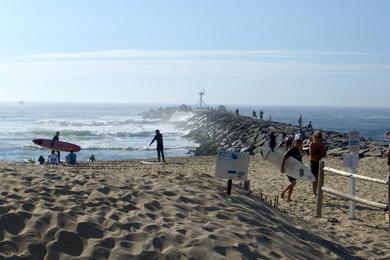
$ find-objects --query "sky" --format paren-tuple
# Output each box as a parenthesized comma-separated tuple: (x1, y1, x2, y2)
(0, 0, 389, 107)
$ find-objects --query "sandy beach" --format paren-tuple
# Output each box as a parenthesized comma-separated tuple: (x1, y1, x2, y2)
(0, 155, 389, 259)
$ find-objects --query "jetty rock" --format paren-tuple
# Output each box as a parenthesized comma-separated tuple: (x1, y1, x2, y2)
(181, 110, 388, 158)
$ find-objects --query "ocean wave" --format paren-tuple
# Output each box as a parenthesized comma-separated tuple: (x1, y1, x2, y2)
(28, 129, 182, 139)
(36, 118, 167, 127)
(82, 146, 195, 151)
(23, 143, 195, 152)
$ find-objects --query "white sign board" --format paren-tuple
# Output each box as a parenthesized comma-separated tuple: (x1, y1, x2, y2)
(343, 152, 359, 172)
(348, 131, 360, 153)
(215, 152, 249, 181)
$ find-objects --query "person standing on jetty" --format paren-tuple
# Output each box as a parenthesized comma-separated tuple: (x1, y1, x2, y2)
(298, 115, 303, 128)
(252, 110, 257, 119)
(280, 139, 303, 202)
(309, 131, 327, 196)
(51, 131, 61, 163)
(259, 110, 264, 121)
(150, 129, 165, 163)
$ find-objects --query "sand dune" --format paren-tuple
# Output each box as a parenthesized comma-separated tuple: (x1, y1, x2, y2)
(0, 156, 388, 259)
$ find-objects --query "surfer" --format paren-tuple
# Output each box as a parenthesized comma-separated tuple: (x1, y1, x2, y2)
(150, 129, 165, 163)
(51, 131, 61, 162)
(309, 131, 327, 196)
(280, 139, 303, 202)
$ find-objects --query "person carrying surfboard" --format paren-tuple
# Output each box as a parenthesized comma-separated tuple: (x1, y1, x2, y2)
(51, 131, 61, 163)
(309, 131, 327, 196)
(280, 139, 303, 202)
(150, 129, 165, 163)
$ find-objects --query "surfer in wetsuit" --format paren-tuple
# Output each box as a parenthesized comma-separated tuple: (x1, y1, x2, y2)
(280, 139, 303, 202)
(150, 130, 165, 163)
(51, 131, 61, 163)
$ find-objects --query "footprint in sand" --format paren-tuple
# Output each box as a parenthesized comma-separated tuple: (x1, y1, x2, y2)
(77, 222, 104, 239)
(0, 240, 18, 256)
(54, 230, 84, 256)
(0, 212, 27, 235)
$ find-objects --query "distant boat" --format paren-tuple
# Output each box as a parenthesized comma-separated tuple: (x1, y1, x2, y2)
(19, 100, 24, 105)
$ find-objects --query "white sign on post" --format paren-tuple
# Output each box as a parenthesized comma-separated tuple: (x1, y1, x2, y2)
(348, 131, 360, 153)
(215, 152, 249, 181)
(343, 152, 359, 172)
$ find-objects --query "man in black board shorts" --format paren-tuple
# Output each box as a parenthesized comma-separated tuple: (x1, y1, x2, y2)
(51, 131, 61, 163)
(280, 139, 303, 202)
(150, 129, 165, 163)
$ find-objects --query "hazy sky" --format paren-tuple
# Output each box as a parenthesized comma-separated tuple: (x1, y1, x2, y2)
(0, 0, 389, 106)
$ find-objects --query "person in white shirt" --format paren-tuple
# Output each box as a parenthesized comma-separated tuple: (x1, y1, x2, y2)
(48, 150, 59, 165)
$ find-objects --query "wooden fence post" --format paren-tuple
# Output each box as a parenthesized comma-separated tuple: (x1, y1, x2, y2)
(388, 179, 390, 231)
(315, 161, 325, 217)
(349, 175, 356, 219)
(227, 180, 232, 195)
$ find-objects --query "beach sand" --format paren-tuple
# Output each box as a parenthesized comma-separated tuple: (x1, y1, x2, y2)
(0, 156, 388, 259)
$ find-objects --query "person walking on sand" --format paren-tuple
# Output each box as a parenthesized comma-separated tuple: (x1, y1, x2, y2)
(150, 129, 165, 163)
(269, 131, 277, 152)
(51, 131, 61, 162)
(280, 139, 303, 202)
(309, 131, 327, 196)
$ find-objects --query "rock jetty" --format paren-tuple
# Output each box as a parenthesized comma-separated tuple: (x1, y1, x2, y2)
(142, 106, 388, 158)
(185, 111, 388, 158)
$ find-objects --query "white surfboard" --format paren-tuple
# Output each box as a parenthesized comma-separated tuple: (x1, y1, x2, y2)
(260, 146, 314, 182)
(140, 161, 162, 165)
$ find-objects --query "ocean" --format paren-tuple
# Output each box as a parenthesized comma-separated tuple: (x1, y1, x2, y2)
(0, 102, 196, 162)
(0, 102, 389, 162)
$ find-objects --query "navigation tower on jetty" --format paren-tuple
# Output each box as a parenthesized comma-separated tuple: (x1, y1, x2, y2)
(195, 89, 208, 111)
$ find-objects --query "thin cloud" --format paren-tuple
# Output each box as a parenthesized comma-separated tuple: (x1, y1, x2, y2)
(25, 49, 296, 59)
(24, 49, 381, 60)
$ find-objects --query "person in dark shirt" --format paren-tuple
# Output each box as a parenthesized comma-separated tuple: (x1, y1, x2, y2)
(150, 129, 165, 163)
(280, 139, 303, 202)
(51, 131, 61, 162)
(269, 132, 277, 151)
(309, 131, 326, 196)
